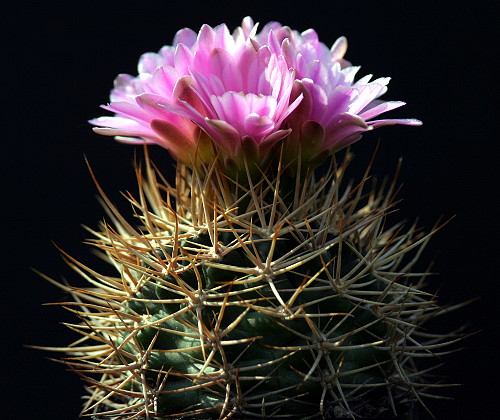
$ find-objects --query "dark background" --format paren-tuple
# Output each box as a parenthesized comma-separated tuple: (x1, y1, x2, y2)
(3, 1, 497, 418)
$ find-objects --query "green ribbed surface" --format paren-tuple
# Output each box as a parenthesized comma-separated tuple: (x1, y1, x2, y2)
(121, 231, 396, 418)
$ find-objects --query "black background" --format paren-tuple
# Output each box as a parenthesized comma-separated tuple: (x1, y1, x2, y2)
(3, 1, 498, 418)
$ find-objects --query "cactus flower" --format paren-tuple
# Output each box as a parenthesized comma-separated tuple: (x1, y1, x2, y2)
(91, 19, 302, 166)
(255, 19, 422, 161)
(91, 17, 421, 168)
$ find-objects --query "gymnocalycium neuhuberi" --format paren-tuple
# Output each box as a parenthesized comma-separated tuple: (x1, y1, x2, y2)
(38, 17, 468, 419)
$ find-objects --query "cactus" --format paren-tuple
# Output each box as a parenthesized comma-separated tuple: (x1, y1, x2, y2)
(37, 17, 466, 420)
(40, 151, 462, 419)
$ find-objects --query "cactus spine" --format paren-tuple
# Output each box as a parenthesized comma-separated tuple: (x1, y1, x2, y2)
(39, 149, 464, 419)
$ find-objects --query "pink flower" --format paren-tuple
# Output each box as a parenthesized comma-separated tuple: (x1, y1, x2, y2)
(91, 19, 302, 166)
(91, 17, 421, 167)
(251, 18, 422, 159)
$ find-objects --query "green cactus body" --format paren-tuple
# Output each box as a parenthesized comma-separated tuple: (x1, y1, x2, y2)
(45, 155, 459, 419)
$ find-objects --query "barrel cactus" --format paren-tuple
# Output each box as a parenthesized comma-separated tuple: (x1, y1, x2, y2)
(39, 17, 464, 419)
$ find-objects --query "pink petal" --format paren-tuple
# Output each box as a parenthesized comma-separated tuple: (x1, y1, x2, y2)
(102, 102, 152, 122)
(173, 28, 197, 47)
(324, 112, 370, 149)
(151, 119, 195, 145)
(196, 24, 216, 52)
(236, 135, 259, 160)
(204, 119, 241, 153)
(359, 101, 406, 120)
(240, 16, 256, 38)
(300, 120, 325, 149)
(244, 114, 275, 139)
(331, 36, 348, 61)
(261, 128, 292, 145)
(173, 76, 207, 115)
(368, 118, 423, 128)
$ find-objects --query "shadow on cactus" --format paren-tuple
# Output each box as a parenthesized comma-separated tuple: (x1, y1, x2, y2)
(33, 16, 470, 420)
(35, 147, 467, 419)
